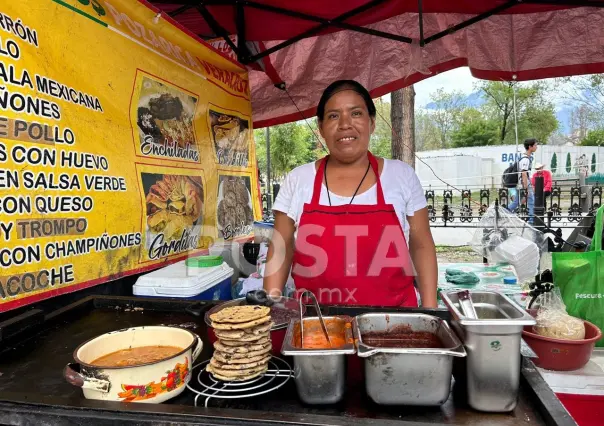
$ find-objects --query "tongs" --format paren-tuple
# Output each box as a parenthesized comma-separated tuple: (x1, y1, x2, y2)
(299, 290, 332, 348)
(457, 290, 478, 319)
(455, 290, 538, 359)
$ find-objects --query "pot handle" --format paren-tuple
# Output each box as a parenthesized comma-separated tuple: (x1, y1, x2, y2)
(192, 334, 204, 362)
(64, 363, 111, 393)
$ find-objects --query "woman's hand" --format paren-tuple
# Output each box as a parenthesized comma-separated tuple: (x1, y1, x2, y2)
(263, 211, 296, 298)
(407, 208, 438, 308)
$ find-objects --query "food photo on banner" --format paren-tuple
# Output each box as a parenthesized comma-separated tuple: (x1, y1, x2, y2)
(208, 108, 250, 167)
(216, 174, 254, 241)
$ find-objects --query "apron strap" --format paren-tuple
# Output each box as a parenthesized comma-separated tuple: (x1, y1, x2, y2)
(311, 157, 327, 206)
(367, 152, 386, 205)
(310, 152, 386, 206)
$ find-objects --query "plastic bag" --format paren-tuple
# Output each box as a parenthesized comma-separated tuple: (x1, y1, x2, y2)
(533, 288, 586, 340)
(470, 205, 547, 266)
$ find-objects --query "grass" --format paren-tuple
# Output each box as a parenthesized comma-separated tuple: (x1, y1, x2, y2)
(435, 245, 482, 263)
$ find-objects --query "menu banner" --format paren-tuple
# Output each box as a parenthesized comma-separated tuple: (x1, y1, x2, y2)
(0, 0, 260, 311)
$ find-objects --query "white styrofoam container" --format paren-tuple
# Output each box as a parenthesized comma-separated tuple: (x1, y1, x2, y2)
(494, 236, 540, 263)
(133, 261, 233, 298)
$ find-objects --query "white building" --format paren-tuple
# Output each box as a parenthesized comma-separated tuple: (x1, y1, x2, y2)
(415, 144, 604, 190)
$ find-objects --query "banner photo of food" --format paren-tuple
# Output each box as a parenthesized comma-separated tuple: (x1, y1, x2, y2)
(208, 108, 251, 168)
(216, 174, 254, 240)
(140, 169, 207, 263)
(133, 74, 200, 163)
(0, 0, 260, 312)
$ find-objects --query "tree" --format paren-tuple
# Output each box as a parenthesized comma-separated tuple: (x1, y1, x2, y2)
(592, 153, 597, 173)
(371, 97, 392, 158)
(566, 152, 572, 173)
(570, 104, 597, 142)
(415, 110, 441, 151)
(556, 75, 604, 129)
(391, 87, 416, 167)
(551, 153, 557, 174)
(429, 88, 466, 148)
(479, 81, 558, 145)
(519, 103, 559, 144)
(451, 118, 498, 147)
(580, 129, 604, 146)
(254, 122, 318, 181)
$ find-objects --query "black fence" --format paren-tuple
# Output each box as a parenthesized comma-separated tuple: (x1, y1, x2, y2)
(426, 183, 602, 228)
(260, 181, 602, 229)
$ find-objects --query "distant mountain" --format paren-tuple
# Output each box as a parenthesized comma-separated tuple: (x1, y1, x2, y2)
(424, 90, 485, 110)
(424, 90, 574, 135)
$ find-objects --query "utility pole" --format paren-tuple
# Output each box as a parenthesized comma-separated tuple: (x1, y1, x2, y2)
(265, 126, 271, 210)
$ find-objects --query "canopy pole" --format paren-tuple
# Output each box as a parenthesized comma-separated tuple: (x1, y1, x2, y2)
(236, 2, 247, 63)
(418, 0, 424, 46)
(265, 127, 272, 211)
(513, 77, 519, 156)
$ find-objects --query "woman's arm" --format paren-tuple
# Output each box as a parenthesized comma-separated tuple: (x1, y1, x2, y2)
(407, 207, 438, 308)
(263, 211, 296, 297)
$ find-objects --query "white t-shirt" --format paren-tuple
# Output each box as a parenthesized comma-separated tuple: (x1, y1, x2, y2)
(518, 155, 533, 187)
(272, 159, 428, 241)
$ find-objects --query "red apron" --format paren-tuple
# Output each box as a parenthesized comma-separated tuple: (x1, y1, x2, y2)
(291, 152, 418, 307)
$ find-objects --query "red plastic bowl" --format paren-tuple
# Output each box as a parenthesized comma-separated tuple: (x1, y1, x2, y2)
(522, 320, 602, 371)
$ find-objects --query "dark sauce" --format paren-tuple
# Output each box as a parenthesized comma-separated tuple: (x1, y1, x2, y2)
(362, 326, 444, 349)
(270, 306, 298, 326)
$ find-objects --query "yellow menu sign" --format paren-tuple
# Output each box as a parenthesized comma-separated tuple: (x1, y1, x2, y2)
(0, 0, 260, 311)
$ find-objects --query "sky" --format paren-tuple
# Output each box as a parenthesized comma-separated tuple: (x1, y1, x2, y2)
(413, 67, 478, 107)
(378, 67, 478, 107)
(381, 66, 573, 108)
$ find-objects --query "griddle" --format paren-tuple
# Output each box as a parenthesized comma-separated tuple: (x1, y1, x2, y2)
(0, 295, 575, 426)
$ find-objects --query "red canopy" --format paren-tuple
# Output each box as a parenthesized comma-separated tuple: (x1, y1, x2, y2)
(149, 1, 604, 127)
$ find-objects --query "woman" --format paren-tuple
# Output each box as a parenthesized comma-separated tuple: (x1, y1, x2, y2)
(263, 80, 438, 308)
(531, 163, 552, 198)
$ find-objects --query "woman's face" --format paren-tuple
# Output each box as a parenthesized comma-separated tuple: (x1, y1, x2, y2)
(319, 89, 375, 163)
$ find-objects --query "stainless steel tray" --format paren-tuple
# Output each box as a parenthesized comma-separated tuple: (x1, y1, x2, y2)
(354, 313, 466, 406)
(440, 290, 537, 413)
(441, 290, 536, 333)
(281, 316, 356, 405)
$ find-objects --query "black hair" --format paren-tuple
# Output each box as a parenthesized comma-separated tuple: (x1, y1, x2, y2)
(316, 80, 376, 122)
(524, 138, 538, 150)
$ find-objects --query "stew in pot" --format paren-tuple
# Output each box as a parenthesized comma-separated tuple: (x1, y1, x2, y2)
(90, 345, 183, 367)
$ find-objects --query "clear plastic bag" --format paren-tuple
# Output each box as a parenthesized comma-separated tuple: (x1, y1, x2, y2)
(470, 204, 548, 282)
(533, 288, 586, 340)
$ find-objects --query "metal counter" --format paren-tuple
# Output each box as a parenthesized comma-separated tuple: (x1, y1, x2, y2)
(0, 295, 576, 426)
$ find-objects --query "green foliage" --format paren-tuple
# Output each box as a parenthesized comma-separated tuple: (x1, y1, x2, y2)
(415, 110, 440, 151)
(254, 121, 324, 180)
(551, 153, 557, 174)
(371, 99, 393, 158)
(580, 129, 604, 146)
(566, 152, 572, 173)
(417, 82, 559, 150)
(587, 173, 604, 184)
(478, 81, 558, 145)
(427, 88, 466, 148)
(451, 116, 498, 148)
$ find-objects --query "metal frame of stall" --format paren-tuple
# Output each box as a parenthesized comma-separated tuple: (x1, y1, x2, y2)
(160, 1, 604, 67)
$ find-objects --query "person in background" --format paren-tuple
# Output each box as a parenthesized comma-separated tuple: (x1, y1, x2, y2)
(508, 138, 538, 224)
(532, 163, 552, 198)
